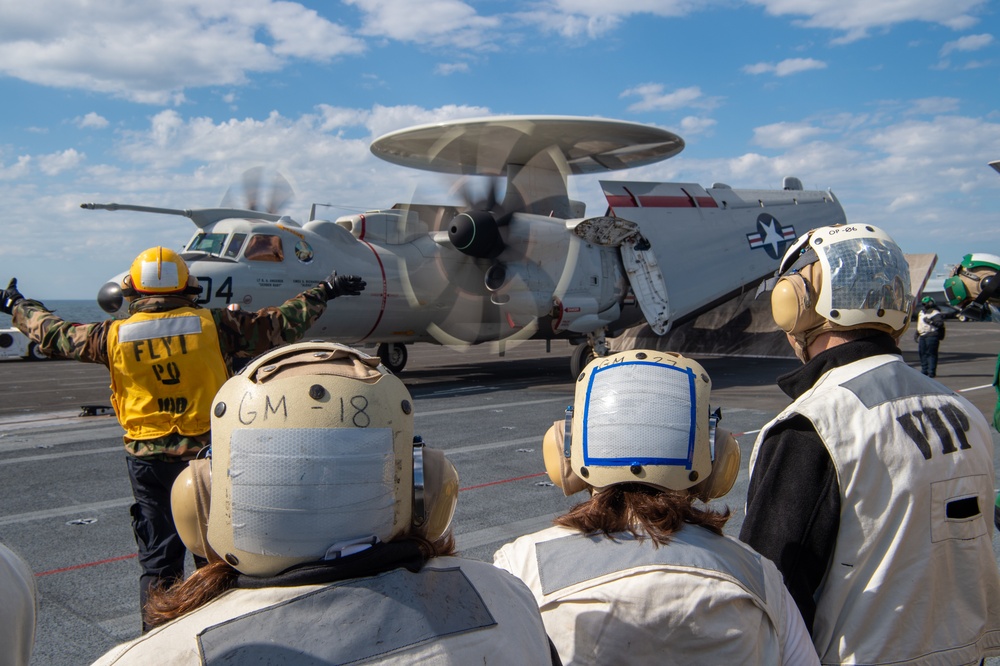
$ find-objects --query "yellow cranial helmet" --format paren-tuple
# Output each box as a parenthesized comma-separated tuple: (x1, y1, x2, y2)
(542, 349, 739, 500)
(125, 246, 192, 295)
(770, 224, 912, 358)
(171, 341, 458, 577)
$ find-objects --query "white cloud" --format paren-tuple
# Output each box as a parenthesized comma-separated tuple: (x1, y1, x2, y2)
(906, 97, 960, 115)
(0, 0, 365, 104)
(435, 62, 470, 75)
(0, 155, 31, 180)
(679, 116, 717, 136)
(748, 0, 989, 42)
(752, 122, 826, 148)
(743, 58, 827, 76)
(345, 0, 502, 49)
(74, 112, 109, 129)
(519, 0, 722, 39)
(37, 148, 84, 175)
(940, 33, 993, 56)
(620, 84, 720, 113)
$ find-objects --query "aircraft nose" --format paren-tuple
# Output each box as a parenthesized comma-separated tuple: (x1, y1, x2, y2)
(97, 281, 124, 314)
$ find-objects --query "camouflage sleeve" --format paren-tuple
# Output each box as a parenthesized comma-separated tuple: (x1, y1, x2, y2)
(11, 301, 111, 365)
(213, 285, 329, 358)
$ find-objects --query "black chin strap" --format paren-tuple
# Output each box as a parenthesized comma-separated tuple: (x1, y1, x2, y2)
(236, 540, 426, 590)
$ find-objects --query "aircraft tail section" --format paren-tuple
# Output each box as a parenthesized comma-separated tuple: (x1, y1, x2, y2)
(600, 179, 847, 335)
(614, 253, 937, 359)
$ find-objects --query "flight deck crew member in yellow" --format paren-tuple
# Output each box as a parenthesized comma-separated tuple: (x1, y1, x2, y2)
(92, 342, 556, 666)
(495, 350, 818, 666)
(1, 247, 365, 633)
(741, 225, 1000, 665)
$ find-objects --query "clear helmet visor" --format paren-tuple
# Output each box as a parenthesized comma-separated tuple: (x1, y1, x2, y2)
(813, 231, 912, 330)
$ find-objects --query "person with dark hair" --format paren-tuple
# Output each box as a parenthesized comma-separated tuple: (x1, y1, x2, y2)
(495, 350, 817, 665)
(742, 225, 1000, 664)
(1, 247, 365, 632)
(92, 342, 555, 665)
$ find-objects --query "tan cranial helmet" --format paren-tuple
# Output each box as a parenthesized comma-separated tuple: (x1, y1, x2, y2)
(171, 341, 458, 577)
(769, 224, 913, 360)
(542, 350, 739, 501)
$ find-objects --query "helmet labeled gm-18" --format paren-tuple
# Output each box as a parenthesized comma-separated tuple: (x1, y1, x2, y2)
(172, 342, 458, 577)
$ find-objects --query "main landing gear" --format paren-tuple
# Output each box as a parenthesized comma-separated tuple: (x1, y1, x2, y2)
(377, 343, 408, 373)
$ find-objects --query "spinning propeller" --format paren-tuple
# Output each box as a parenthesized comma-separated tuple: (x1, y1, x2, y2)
(220, 167, 295, 215)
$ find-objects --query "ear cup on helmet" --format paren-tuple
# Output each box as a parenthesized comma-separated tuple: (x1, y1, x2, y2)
(120, 275, 137, 299)
(770, 270, 824, 335)
(690, 428, 740, 501)
(170, 459, 215, 560)
(415, 447, 459, 542)
(542, 422, 589, 496)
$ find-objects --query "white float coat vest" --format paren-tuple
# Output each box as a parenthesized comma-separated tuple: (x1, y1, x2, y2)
(91, 557, 553, 665)
(495, 524, 807, 665)
(107, 308, 228, 440)
(751, 354, 1000, 665)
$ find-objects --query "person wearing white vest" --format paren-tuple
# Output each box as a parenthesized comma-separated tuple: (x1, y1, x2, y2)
(740, 224, 1000, 665)
(92, 342, 556, 665)
(495, 350, 818, 666)
(0, 542, 36, 666)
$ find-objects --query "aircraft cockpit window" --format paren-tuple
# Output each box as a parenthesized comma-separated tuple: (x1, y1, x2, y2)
(244, 234, 284, 262)
(187, 233, 227, 255)
(224, 233, 247, 258)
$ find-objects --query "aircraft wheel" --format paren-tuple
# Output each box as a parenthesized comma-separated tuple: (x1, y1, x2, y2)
(27, 342, 48, 361)
(377, 343, 408, 373)
(570, 344, 596, 378)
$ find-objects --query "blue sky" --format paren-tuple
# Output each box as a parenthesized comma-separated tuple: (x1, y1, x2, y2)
(1, 0, 998, 299)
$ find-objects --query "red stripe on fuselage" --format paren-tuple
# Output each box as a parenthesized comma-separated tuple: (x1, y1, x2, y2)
(358, 237, 388, 342)
(605, 194, 718, 209)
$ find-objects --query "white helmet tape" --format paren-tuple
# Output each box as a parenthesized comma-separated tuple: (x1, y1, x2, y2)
(229, 427, 395, 559)
(581, 360, 697, 469)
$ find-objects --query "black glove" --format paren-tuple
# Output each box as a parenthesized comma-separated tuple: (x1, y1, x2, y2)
(321, 272, 366, 299)
(1, 278, 24, 315)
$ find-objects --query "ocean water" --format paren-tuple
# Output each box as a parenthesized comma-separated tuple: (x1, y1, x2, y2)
(0, 300, 113, 329)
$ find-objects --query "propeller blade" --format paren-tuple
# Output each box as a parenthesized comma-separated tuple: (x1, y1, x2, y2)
(242, 166, 264, 211)
(220, 167, 295, 214)
(266, 171, 294, 214)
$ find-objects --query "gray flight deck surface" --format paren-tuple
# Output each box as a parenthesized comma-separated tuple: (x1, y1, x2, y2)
(2, 325, 999, 665)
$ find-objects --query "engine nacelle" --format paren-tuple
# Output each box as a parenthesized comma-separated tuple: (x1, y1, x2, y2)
(449, 211, 505, 259)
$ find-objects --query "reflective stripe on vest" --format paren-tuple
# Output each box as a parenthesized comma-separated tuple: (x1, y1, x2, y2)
(108, 308, 229, 440)
(198, 567, 495, 664)
(535, 526, 766, 601)
(118, 315, 203, 342)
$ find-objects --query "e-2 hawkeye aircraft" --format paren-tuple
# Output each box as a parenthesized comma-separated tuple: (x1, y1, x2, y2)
(84, 115, 846, 376)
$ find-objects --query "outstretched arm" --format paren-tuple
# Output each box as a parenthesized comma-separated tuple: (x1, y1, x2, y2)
(4, 278, 111, 364)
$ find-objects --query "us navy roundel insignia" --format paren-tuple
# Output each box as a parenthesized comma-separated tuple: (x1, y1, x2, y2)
(746, 214, 796, 260)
